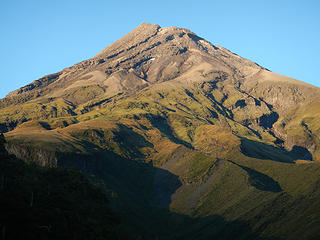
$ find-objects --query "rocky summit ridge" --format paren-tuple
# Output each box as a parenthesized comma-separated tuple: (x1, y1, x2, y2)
(4, 23, 264, 101)
(1, 23, 320, 240)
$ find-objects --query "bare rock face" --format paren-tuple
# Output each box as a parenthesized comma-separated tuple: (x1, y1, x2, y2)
(0, 23, 264, 105)
(3, 23, 317, 108)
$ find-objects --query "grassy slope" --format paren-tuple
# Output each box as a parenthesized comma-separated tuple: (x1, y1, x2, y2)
(2, 80, 320, 239)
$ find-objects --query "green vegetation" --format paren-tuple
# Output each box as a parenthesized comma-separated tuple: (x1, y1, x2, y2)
(0, 135, 124, 240)
(2, 81, 320, 239)
(63, 85, 105, 105)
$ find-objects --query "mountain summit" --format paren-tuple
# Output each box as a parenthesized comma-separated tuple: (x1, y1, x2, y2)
(1, 23, 319, 158)
(4, 22, 266, 102)
(1, 23, 320, 239)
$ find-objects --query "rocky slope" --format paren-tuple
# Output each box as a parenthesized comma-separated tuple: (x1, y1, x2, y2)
(1, 23, 320, 239)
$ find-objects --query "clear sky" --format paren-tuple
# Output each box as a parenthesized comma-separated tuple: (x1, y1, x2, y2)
(0, 0, 319, 98)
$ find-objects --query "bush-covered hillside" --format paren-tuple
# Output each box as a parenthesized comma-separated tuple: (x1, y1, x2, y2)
(0, 134, 122, 240)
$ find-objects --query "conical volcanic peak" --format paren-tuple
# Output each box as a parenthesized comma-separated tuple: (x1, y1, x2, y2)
(1, 22, 319, 137)
(1, 23, 320, 240)
(2, 22, 267, 106)
(93, 22, 263, 76)
(95, 22, 161, 58)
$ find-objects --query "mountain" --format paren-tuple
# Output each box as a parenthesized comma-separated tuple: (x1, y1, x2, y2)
(1, 23, 320, 239)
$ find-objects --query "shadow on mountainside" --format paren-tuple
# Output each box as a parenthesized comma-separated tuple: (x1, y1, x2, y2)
(47, 129, 282, 239)
(259, 112, 279, 129)
(290, 145, 313, 160)
(147, 114, 193, 149)
(115, 123, 154, 159)
(240, 138, 313, 163)
(228, 160, 282, 192)
(177, 214, 282, 240)
(56, 146, 282, 240)
(2, 133, 291, 240)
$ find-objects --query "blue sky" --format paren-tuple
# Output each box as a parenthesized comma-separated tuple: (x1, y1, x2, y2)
(0, 0, 319, 98)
